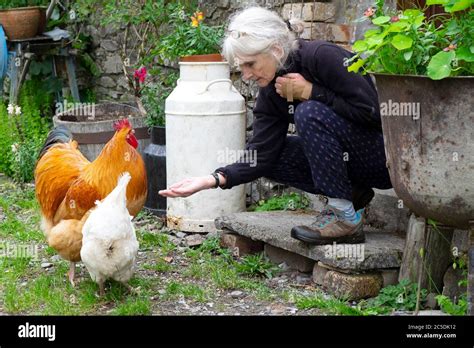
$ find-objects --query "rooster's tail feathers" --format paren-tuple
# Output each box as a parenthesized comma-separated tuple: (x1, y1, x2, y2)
(38, 125, 73, 160)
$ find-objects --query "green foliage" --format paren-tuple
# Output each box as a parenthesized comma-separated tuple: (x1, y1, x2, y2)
(80, 87, 97, 104)
(0, 0, 49, 9)
(137, 231, 176, 254)
(296, 293, 371, 315)
(363, 279, 427, 312)
(0, 78, 52, 182)
(249, 192, 311, 212)
(163, 281, 208, 302)
(111, 297, 151, 315)
(141, 69, 178, 127)
(100, 0, 181, 67)
(348, 0, 474, 79)
(187, 237, 278, 281)
(436, 294, 467, 315)
(235, 253, 278, 278)
(28, 59, 63, 95)
(153, 2, 225, 61)
(295, 281, 428, 316)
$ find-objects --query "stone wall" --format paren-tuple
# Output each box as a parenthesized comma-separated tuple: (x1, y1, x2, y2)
(80, 0, 377, 102)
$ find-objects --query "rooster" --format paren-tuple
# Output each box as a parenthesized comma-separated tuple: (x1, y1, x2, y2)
(81, 172, 139, 296)
(34, 119, 147, 285)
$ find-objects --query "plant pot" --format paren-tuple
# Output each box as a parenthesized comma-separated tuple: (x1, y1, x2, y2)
(0, 7, 42, 40)
(37, 6, 47, 35)
(179, 53, 224, 63)
(374, 73, 473, 229)
(143, 126, 167, 217)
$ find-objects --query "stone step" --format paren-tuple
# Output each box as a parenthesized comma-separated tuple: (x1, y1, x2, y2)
(215, 211, 405, 271)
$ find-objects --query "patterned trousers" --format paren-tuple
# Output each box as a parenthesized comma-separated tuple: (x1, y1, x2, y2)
(265, 100, 393, 201)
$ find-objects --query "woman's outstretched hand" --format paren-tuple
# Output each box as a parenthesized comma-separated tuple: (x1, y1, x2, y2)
(158, 175, 215, 198)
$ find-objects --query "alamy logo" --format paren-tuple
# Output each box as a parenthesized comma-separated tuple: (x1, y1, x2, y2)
(217, 148, 258, 167)
(18, 322, 56, 341)
(380, 99, 420, 120)
(55, 100, 96, 120)
(324, 242, 365, 262)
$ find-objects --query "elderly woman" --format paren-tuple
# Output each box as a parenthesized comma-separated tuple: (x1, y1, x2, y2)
(159, 6, 392, 245)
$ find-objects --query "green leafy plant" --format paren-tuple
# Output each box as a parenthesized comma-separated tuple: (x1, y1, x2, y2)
(0, 0, 49, 9)
(249, 192, 311, 212)
(348, 0, 474, 79)
(154, 2, 225, 61)
(235, 253, 278, 279)
(141, 69, 178, 127)
(436, 293, 467, 315)
(362, 279, 427, 312)
(0, 78, 52, 183)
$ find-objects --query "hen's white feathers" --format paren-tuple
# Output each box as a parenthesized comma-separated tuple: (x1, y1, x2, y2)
(81, 172, 139, 286)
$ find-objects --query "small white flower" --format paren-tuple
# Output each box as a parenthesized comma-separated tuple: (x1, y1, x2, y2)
(11, 143, 18, 153)
(15, 105, 21, 115)
(7, 104, 14, 115)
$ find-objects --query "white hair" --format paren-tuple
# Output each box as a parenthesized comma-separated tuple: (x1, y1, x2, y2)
(222, 6, 304, 69)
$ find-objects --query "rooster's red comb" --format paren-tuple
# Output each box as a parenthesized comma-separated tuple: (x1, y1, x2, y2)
(113, 118, 132, 131)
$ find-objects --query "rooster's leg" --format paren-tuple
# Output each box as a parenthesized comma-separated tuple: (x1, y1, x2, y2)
(67, 262, 76, 287)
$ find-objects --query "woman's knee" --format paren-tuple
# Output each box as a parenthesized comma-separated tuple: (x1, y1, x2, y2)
(294, 100, 336, 130)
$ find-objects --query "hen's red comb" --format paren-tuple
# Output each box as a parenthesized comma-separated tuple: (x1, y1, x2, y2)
(113, 118, 132, 131)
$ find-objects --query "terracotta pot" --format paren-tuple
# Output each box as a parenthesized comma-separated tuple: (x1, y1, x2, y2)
(180, 53, 224, 62)
(37, 6, 48, 35)
(0, 7, 41, 40)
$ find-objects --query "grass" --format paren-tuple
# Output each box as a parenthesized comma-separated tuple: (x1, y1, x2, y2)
(0, 183, 43, 242)
(0, 179, 430, 316)
(0, 181, 281, 315)
(137, 230, 176, 254)
(162, 281, 209, 303)
(0, 181, 162, 315)
(182, 238, 276, 298)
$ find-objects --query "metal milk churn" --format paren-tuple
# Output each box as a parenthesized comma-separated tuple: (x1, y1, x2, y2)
(165, 60, 246, 232)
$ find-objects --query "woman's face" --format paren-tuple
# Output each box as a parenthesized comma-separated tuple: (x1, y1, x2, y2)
(236, 53, 279, 87)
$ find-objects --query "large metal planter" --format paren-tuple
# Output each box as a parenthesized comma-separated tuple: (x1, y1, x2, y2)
(374, 74, 473, 229)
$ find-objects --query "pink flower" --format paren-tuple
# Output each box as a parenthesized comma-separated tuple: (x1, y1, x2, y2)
(391, 16, 399, 22)
(134, 67, 147, 83)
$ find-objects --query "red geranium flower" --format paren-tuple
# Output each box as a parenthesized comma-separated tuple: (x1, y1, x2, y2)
(134, 67, 147, 83)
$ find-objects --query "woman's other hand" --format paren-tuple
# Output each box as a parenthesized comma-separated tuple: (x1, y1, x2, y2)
(275, 73, 312, 101)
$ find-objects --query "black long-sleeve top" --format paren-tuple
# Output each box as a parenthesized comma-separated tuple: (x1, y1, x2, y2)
(215, 40, 381, 189)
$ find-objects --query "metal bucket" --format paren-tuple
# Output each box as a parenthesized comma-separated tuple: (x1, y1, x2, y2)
(374, 74, 474, 229)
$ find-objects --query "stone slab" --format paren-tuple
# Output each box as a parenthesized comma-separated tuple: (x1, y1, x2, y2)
(215, 211, 404, 271)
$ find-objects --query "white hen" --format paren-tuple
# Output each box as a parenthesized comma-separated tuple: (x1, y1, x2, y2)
(81, 172, 139, 296)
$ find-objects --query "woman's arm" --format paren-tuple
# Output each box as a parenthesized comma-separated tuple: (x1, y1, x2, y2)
(304, 42, 382, 130)
(160, 87, 289, 198)
(214, 87, 290, 189)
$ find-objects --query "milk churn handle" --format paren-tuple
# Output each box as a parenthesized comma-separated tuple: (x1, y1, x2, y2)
(197, 79, 236, 94)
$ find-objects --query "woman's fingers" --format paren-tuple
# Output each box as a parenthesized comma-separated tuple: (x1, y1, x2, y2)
(158, 177, 205, 198)
(283, 73, 303, 80)
(158, 189, 176, 197)
(168, 181, 186, 189)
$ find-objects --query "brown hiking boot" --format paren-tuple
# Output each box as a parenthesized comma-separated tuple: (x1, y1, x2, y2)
(291, 207, 365, 245)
